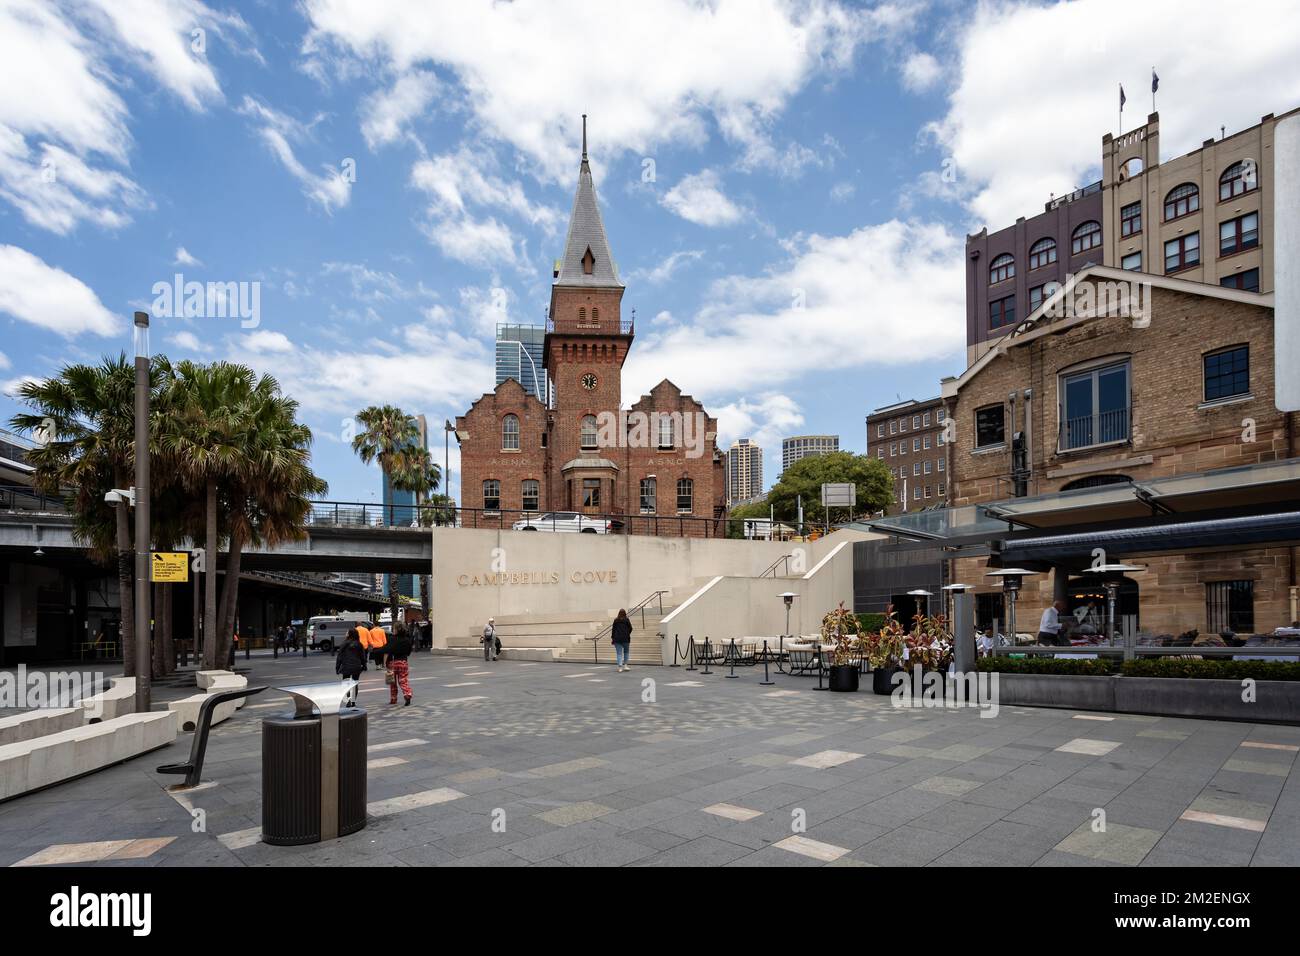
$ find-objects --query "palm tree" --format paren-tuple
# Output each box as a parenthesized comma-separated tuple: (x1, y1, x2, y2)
(351, 405, 439, 622)
(11, 356, 141, 674)
(155, 360, 255, 668)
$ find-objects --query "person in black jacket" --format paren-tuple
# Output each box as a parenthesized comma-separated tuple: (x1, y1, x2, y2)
(384, 625, 414, 706)
(335, 628, 367, 707)
(611, 608, 633, 672)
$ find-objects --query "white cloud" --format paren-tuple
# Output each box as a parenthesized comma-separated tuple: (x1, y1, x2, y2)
(660, 170, 745, 227)
(239, 96, 352, 212)
(302, 0, 908, 182)
(626, 249, 704, 285)
(168, 330, 211, 353)
(623, 219, 965, 399)
(361, 69, 440, 149)
(829, 180, 856, 203)
(0, 244, 120, 337)
(174, 246, 202, 266)
(243, 330, 295, 353)
(929, 0, 1300, 230)
(0, 351, 10, 370)
(901, 52, 942, 93)
(0, 0, 244, 234)
(712, 394, 805, 459)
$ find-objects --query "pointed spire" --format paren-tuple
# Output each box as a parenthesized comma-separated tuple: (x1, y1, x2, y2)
(555, 115, 621, 287)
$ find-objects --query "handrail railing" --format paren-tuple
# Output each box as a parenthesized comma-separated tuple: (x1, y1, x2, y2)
(587, 589, 670, 661)
(761, 553, 795, 578)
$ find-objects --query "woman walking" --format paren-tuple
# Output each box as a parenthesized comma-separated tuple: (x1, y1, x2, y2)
(335, 627, 367, 707)
(611, 608, 633, 672)
(384, 625, 414, 706)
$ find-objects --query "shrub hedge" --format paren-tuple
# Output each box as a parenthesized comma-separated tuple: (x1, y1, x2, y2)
(975, 655, 1300, 681)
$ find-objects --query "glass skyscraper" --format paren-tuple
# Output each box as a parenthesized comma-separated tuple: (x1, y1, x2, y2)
(496, 323, 547, 403)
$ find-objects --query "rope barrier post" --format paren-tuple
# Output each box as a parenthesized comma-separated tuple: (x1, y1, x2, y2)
(670, 634, 681, 668)
(813, 642, 827, 690)
(760, 639, 774, 686)
(726, 638, 739, 679)
(701, 638, 713, 676)
(685, 635, 697, 672)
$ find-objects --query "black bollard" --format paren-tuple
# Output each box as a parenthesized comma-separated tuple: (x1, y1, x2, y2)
(813, 643, 827, 691)
(670, 634, 681, 668)
(685, 635, 697, 672)
(701, 638, 713, 675)
(726, 638, 739, 678)
(760, 640, 774, 686)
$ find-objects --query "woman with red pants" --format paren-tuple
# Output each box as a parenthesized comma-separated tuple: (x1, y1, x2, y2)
(384, 625, 414, 706)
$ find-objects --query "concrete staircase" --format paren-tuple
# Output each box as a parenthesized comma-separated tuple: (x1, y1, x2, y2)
(554, 611, 673, 666)
(443, 611, 608, 661)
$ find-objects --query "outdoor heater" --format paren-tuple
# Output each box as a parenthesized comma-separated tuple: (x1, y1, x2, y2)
(906, 588, 934, 623)
(940, 583, 973, 627)
(778, 592, 798, 640)
(1085, 563, 1145, 646)
(985, 569, 1038, 646)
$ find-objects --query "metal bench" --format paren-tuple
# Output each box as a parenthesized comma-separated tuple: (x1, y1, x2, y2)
(157, 685, 266, 789)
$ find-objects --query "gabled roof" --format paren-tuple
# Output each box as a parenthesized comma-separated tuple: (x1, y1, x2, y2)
(942, 264, 1274, 399)
(554, 117, 621, 288)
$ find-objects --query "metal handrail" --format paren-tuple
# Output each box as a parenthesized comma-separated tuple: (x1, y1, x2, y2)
(587, 589, 670, 659)
(760, 553, 794, 578)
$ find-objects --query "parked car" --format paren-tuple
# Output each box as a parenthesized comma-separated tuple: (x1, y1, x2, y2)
(511, 512, 623, 534)
(306, 613, 372, 652)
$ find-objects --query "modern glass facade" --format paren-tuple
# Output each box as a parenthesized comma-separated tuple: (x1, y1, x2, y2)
(496, 323, 547, 402)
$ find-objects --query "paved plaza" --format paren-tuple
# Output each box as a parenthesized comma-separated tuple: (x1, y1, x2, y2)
(2, 653, 1298, 867)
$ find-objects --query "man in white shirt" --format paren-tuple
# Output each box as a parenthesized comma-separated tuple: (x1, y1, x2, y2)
(1038, 599, 1069, 646)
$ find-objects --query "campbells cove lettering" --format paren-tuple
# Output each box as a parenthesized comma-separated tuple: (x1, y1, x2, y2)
(570, 570, 618, 584)
(50, 886, 152, 936)
(457, 571, 561, 587)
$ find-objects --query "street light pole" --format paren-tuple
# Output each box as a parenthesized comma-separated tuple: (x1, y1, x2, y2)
(133, 311, 152, 713)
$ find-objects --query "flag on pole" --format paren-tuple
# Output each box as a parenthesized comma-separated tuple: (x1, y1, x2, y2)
(1151, 70, 1159, 93)
(1120, 84, 1127, 110)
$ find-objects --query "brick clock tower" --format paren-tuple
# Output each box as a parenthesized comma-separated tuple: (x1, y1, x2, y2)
(545, 117, 631, 514)
(455, 118, 726, 533)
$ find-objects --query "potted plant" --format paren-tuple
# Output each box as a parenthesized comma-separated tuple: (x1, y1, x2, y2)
(904, 613, 954, 699)
(821, 602, 861, 692)
(862, 606, 906, 694)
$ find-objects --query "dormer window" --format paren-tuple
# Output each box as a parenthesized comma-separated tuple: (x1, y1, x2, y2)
(582, 246, 595, 275)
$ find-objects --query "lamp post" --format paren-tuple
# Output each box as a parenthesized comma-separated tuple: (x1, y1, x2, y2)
(133, 311, 151, 714)
(984, 569, 1038, 648)
(443, 420, 455, 526)
(1086, 563, 1144, 647)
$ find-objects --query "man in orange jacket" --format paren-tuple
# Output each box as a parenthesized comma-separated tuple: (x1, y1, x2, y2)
(367, 625, 388, 669)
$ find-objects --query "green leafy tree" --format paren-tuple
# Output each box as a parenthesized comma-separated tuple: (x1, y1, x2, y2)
(767, 451, 893, 526)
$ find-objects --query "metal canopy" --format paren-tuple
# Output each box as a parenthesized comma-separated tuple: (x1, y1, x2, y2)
(866, 457, 1300, 544)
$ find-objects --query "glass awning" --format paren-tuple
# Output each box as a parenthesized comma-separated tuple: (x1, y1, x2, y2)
(862, 457, 1300, 542)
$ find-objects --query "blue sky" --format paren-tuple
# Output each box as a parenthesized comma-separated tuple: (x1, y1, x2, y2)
(2, 0, 1297, 504)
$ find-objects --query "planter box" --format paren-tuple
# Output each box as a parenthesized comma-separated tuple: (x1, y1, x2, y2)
(991, 672, 1300, 724)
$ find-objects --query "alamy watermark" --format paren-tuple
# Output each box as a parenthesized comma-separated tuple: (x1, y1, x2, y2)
(890, 665, 1000, 718)
(0, 665, 105, 719)
(151, 273, 261, 328)
(1042, 272, 1152, 328)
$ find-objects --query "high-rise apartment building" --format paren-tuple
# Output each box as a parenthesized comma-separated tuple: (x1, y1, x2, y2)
(865, 397, 946, 516)
(781, 434, 839, 474)
(726, 438, 763, 504)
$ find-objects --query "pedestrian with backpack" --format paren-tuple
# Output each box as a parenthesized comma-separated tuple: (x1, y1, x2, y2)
(482, 617, 498, 662)
(384, 625, 414, 706)
(611, 608, 633, 672)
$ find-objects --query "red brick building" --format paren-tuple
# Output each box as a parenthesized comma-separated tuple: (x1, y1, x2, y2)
(455, 127, 726, 535)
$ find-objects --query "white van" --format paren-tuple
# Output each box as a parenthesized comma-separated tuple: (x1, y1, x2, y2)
(307, 612, 372, 652)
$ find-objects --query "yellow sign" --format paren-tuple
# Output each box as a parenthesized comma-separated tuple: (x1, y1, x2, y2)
(151, 552, 189, 583)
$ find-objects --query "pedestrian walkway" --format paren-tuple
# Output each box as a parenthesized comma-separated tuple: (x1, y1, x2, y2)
(1, 652, 1297, 866)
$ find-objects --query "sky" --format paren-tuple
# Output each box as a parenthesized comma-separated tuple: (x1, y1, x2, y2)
(2, 0, 1299, 505)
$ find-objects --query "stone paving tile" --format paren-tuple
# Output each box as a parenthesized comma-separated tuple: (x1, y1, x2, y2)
(633, 835, 755, 867)
(1055, 821, 1162, 865)
(534, 802, 615, 827)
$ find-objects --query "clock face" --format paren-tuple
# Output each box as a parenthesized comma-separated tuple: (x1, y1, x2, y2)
(581, 372, 598, 391)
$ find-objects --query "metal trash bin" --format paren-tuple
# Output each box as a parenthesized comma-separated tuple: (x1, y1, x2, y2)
(262, 682, 367, 846)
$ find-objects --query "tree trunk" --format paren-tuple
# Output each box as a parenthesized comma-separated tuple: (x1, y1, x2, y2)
(160, 580, 175, 675)
(215, 531, 244, 668)
(389, 573, 400, 628)
(152, 580, 166, 678)
(203, 480, 218, 669)
(115, 498, 135, 676)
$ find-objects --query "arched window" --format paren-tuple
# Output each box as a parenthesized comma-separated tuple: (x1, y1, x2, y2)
(580, 414, 598, 449)
(591, 307, 599, 322)
(521, 479, 540, 512)
(482, 479, 501, 512)
(578, 307, 587, 322)
(1028, 238, 1057, 270)
(501, 414, 519, 450)
(676, 477, 693, 513)
(1163, 183, 1199, 221)
(658, 414, 674, 449)
(989, 253, 1015, 284)
(1220, 161, 1256, 201)
(1071, 221, 1102, 255)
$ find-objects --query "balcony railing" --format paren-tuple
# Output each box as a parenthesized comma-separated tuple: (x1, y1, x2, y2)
(1060, 407, 1130, 451)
